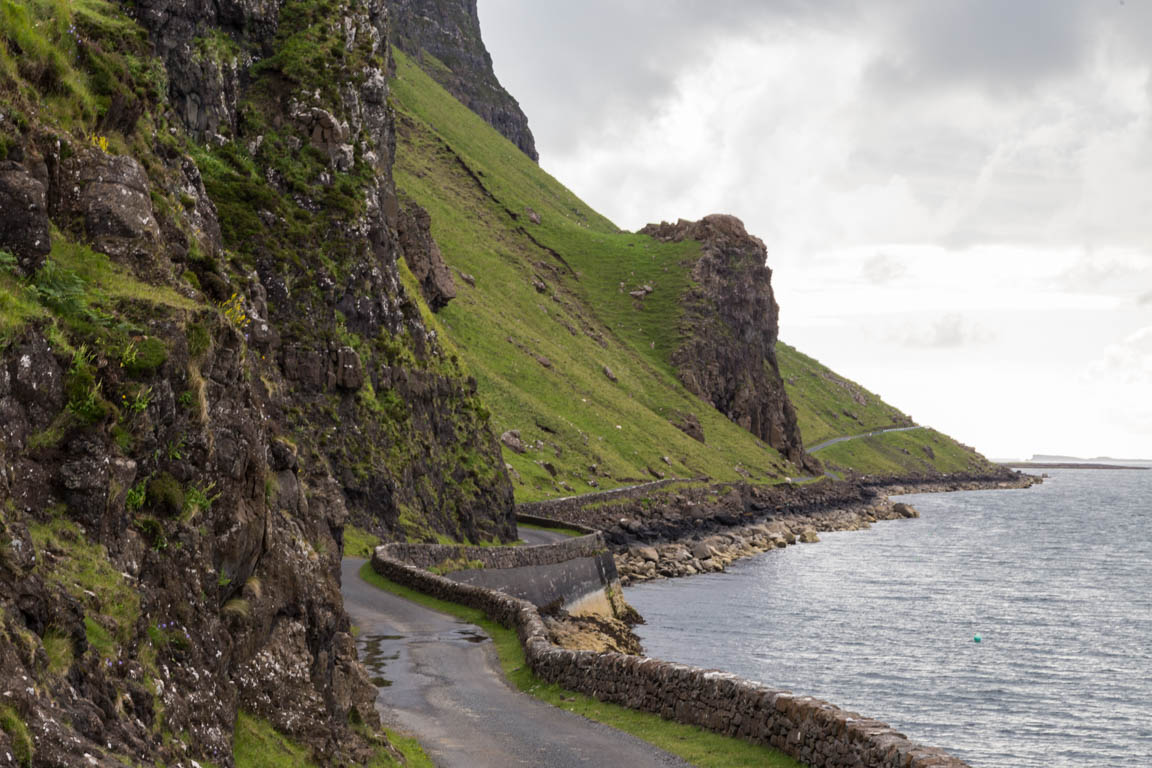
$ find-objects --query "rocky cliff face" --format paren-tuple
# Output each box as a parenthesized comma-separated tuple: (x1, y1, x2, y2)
(0, 0, 512, 763)
(641, 215, 817, 472)
(386, 0, 539, 161)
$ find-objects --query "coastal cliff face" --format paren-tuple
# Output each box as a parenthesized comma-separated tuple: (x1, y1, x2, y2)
(387, 0, 539, 161)
(0, 0, 512, 763)
(641, 216, 817, 473)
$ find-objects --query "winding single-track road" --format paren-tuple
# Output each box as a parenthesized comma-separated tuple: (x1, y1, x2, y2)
(807, 425, 924, 454)
(341, 555, 691, 768)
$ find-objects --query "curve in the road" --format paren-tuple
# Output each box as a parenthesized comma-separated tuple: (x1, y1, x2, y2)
(807, 425, 924, 454)
(516, 524, 575, 547)
(341, 558, 691, 768)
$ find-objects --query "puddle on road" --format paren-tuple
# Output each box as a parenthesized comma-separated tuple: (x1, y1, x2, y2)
(454, 628, 489, 644)
(360, 634, 406, 688)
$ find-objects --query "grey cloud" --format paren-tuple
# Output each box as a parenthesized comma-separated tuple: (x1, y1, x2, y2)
(860, 253, 906, 285)
(1139, 292, 1152, 306)
(867, 0, 1093, 97)
(899, 314, 995, 349)
(480, 0, 856, 154)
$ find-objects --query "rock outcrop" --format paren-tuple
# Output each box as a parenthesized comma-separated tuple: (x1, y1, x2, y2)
(641, 215, 817, 472)
(386, 0, 539, 161)
(398, 201, 457, 310)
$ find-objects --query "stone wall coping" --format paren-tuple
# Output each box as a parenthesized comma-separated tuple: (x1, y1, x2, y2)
(380, 530, 606, 571)
(369, 542, 972, 768)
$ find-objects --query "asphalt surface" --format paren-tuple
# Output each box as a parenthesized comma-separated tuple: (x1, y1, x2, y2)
(807, 425, 924, 453)
(341, 558, 692, 768)
(515, 524, 573, 547)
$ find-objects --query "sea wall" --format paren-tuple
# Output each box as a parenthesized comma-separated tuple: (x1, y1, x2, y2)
(370, 548, 972, 768)
(381, 533, 622, 616)
(384, 531, 606, 570)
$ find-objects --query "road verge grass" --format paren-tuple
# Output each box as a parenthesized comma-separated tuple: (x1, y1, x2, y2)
(356, 562, 804, 768)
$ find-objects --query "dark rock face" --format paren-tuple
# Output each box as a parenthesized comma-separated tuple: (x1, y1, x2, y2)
(386, 0, 539, 161)
(0, 0, 513, 763)
(0, 160, 52, 273)
(398, 202, 457, 310)
(641, 215, 816, 472)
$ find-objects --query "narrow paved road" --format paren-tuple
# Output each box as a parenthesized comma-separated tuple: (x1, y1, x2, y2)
(515, 523, 573, 547)
(807, 425, 924, 453)
(341, 558, 691, 768)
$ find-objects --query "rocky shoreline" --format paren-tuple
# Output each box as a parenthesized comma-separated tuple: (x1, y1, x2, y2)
(520, 472, 1040, 586)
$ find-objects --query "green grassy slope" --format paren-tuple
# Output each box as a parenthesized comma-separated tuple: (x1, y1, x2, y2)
(817, 428, 1000, 476)
(777, 343, 912, 447)
(777, 343, 1001, 475)
(391, 49, 798, 500)
(391, 48, 1004, 489)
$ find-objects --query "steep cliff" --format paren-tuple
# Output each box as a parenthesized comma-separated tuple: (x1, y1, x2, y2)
(387, 0, 539, 161)
(0, 0, 511, 763)
(641, 216, 816, 473)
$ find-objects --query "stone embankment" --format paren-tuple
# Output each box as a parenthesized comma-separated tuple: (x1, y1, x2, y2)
(523, 472, 1039, 585)
(615, 499, 919, 584)
(371, 547, 973, 768)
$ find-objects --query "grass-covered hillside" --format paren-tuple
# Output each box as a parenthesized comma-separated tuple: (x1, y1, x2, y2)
(777, 343, 1000, 475)
(390, 48, 1004, 494)
(777, 343, 913, 447)
(391, 49, 802, 500)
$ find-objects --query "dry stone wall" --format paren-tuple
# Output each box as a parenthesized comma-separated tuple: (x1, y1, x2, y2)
(371, 548, 972, 768)
(384, 531, 606, 570)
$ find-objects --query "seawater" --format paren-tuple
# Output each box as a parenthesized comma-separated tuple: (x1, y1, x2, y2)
(624, 469, 1152, 767)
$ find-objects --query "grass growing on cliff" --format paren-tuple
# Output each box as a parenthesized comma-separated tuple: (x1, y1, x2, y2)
(28, 513, 141, 657)
(357, 563, 804, 768)
(232, 712, 432, 768)
(391, 48, 797, 500)
(0, 704, 33, 767)
(344, 524, 383, 558)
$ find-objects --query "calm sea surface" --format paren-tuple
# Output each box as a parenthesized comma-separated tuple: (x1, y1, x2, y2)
(624, 469, 1152, 767)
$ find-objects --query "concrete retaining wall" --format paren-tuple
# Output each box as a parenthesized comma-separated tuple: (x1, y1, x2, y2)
(371, 548, 971, 768)
(381, 533, 621, 616)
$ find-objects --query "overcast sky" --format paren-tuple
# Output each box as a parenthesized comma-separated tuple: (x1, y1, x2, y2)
(478, 0, 1152, 460)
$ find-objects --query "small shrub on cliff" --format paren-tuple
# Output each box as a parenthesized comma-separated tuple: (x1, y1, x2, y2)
(66, 367, 108, 425)
(146, 472, 184, 516)
(133, 517, 166, 551)
(121, 336, 167, 377)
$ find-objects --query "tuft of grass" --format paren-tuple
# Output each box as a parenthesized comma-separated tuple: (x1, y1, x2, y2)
(233, 711, 420, 768)
(0, 704, 33, 767)
(357, 563, 803, 768)
(42, 627, 74, 675)
(84, 616, 115, 658)
(146, 472, 184, 515)
(343, 524, 382, 558)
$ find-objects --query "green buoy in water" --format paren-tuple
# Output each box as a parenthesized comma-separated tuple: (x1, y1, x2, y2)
(974, 635, 982, 643)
